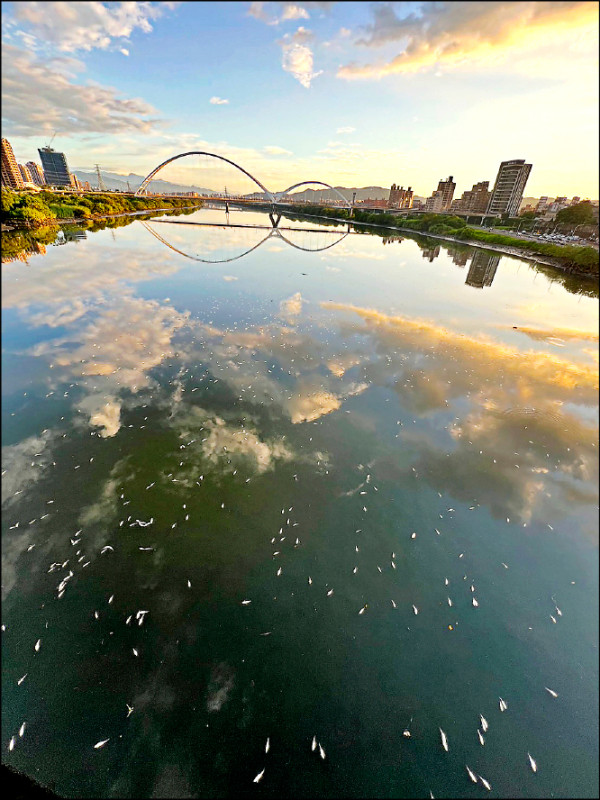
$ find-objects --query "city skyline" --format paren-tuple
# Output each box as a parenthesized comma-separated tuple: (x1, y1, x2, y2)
(1, 2, 598, 199)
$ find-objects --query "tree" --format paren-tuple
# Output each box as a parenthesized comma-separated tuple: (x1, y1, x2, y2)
(555, 201, 595, 227)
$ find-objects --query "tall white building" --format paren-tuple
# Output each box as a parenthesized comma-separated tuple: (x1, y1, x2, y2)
(487, 159, 532, 216)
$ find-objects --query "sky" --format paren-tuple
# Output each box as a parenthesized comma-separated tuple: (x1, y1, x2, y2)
(1, 1, 598, 198)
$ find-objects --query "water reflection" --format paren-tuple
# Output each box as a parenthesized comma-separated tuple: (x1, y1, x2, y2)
(141, 215, 350, 263)
(2, 208, 598, 799)
(466, 251, 500, 289)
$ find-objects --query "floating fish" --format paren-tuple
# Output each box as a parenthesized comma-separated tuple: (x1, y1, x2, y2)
(241, 600, 252, 605)
(253, 769, 265, 783)
(528, 752, 537, 772)
(265, 737, 270, 753)
(308, 577, 313, 585)
(9, 737, 15, 752)
(466, 765, 478, 783)
(403, 730, 411, 738)
(132, 648, 138, 657)
(19, 723, 26, 738)
(447, 597, 453, 607)
(477, 729, 485, 746)
(126, 704, 134, 717)
(412, 605, 419, 615)
(358, 605, 367, 615)
(440, 728, 449, 751)
(327, 589, 334, 596)
(479, 775, 492, 791)
(499, 697, 507, 711)
(34, 639, 41, 652)
(17, 674, 27, 686)
(311, 736, 317, 751)
(480, 715, 488, 732)
(472, 597, 479, 607)
(319, 744, 326, 760)
(544, 687, 558, 698)
(411, 533, 416, 539)
(391, 600, 397, 609)
(94, 739, 109, 749)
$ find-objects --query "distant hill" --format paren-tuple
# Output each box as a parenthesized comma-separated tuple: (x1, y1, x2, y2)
(72, 170, 215, 195)
(243, 186, 426, 204)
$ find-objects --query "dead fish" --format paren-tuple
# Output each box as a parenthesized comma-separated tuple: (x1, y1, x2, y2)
(412, 605, 419, 615)
(440, 728, 449, 751)
(479, 775, 492, 791)
(477, 729, 485, 746)
(447, 597, 453, 607)
(19, 723, 26, 738)
(34, 639, 41, 652)
(499, 697, 507, 711)
(472, 597, 479, 607)
(132, 648, 138, 657)
(480, 715, 488, 732)
(391, 600, 397, 609)
(527, 752, 537, 772)
(265, 737, 270, 753)
(358, 605, 367, 615)
(466, 765, 478, 783)
(253, 768, 265, 783)
(544, 687, 558, 698)
(311, 736, 317, 751)
(94, 739, 110, 749)
(9, 737, 15, 751)
(241, 600, 252, 605)
(319, 743, 326, 760)
(17, 674, 27, 686)
(327, 589, 334, 596)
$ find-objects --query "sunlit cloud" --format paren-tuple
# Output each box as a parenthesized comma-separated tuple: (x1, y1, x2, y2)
(338, 1, 598, 79)
(210, 96, 229, 105)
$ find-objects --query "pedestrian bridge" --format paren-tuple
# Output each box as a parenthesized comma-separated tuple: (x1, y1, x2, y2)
(135, 150, 353, 210)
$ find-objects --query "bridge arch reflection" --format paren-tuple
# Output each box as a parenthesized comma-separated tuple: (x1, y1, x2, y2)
(141, 216, 350, 264)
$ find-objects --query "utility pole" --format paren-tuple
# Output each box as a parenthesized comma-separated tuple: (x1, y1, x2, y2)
(350, 191, 356, 218)
(126, 180, 131, 193)
(95, 164, 106, 191)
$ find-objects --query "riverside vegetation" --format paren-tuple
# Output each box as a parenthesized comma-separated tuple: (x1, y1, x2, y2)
(1, 188, 201, 226)
(289, 206, 599, 277)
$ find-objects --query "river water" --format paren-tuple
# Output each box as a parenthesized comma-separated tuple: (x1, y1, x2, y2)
(2, 207, 598, 798)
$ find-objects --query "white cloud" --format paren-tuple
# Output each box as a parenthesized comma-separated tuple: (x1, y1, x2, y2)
(263, 145, 293, 155)
(336, 126, 356, 134)
(248, 2, 333, 25)
(120, 48, 130, 56)
(210, 96, 229, 105)
(9, 1, 175, 53)
(279, 291, 304, 321)
(281, 4, 310, 21)
(2, 43, 162, 136)
(279, 26, 322, 88)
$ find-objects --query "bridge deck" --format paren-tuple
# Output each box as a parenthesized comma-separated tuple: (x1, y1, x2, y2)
(152, 220, 355, 234)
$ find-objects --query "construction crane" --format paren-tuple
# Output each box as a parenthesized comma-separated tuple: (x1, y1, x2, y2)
(94, 164, 106, 191)
(45, 131, 56, 149)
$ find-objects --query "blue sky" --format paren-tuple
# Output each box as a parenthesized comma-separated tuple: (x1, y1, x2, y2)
(2, 1, 598, 198)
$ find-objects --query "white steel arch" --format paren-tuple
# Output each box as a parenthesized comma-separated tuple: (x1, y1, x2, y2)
(275, 181, 352, 209)
(135, 151, 275, 201)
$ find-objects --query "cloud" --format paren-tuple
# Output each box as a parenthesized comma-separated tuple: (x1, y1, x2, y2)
(336, 126, 356, 134)
(209, 96, 229, 105)
(120, 48, 130, 56)
(263, 145, 293, 155)
(9, 1, 175, 53)
(248, 2, 334, 25)
(2, 43, 163, 136)
(279, 291, 304, 321)
(279, 27, 323, 88)
(338, 1, 598, 79)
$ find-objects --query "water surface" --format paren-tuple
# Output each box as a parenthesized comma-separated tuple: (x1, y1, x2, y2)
(2, 207, 598, 798)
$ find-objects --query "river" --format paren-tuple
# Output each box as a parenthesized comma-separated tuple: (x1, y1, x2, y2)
(2, 206, 598, 798)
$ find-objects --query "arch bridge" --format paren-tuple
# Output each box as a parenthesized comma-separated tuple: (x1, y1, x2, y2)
(135, 151, 353, 211)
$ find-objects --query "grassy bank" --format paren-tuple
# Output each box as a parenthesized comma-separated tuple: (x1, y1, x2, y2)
(1, 188, 202, 227)
(290, 205, 599, 277)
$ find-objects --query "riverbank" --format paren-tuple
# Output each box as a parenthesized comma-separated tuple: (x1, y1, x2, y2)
(5, 205, 203, 230)
(281, 206, 599, 279)
(0, 187, 203, 229)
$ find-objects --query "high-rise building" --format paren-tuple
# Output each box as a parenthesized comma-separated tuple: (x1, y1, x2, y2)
(425, 176, 455, 212)
(26, 161, 46, 186)
(388, 184, 414, 209)
(38, 146, 71, 187)
(424, 190, 444, 213)
(487, 159, 532, 216)
(570, 196, 581, 205)
(452, 181, 490, 214)
(2, 138, 24, 189)
(536, 196, 549, 213)
(18, 164, 33, 184)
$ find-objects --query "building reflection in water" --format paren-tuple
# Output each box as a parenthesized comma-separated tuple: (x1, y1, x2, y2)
(421, 244, 441, 262)
(466, 250, 500, 288)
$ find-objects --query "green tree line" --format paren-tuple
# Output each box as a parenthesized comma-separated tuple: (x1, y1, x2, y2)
(1, 188, 202, 225)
